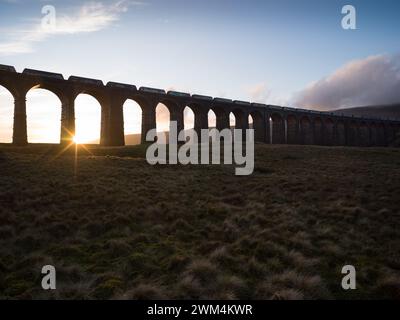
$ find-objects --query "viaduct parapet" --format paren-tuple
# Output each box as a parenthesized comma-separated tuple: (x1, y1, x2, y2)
(1, 64, 399, 147)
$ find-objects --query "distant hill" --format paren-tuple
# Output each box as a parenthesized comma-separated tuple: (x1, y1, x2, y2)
(125, 133, 141, 145)
(88, 133, 142, 145)
(330, 104, 400, 120)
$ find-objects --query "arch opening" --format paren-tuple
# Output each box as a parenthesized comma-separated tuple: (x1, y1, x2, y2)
(156, 103, 170, 143)
(359, 122, 369, 146)
(182, 106, 197, 142)
(388, 124, 398, 144)
(286, 114, 298, 145)
(26, 88, 62, 143)
(74, 94, 102, 144)
(208, 109, 217, 129)
(377, 123, 386, 146)
(336, 121, 346, 146)
(388, 124, 396, 144)
(123, 99, 142, 145)
(300, 116, 313, 145)
(369, 123, 378, 146)
(347, 121, 358, 146)
(324, 119, 334, 146)
(271, 113, 285, 144)
(314, 118, 323, 145)
(229, 112, 236, 129)
(395, 125, 400, 142)
(0, 85, 14, 143)
(250, 111, 265, 142)
(248, 115, 254, 128)
(184, 106, 195, 131)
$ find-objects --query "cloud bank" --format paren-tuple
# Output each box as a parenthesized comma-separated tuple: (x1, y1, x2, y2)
(292, 54, 400, 111)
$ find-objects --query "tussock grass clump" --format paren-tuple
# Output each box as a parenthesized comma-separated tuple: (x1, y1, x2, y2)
(177, 259, 250, 299)
(256, 270, 331, 300)
(119, 284, 166, 300)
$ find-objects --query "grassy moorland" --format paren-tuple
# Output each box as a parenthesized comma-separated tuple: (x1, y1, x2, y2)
(0, 143, 399, 300)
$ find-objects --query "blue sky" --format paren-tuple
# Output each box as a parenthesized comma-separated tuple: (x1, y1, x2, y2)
(1, 0, 400, 142)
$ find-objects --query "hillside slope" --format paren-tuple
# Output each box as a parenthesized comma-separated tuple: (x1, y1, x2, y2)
(330, 104, 400, 120)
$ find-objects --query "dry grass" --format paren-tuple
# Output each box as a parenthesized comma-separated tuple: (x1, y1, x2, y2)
(0, 143, 399, 299)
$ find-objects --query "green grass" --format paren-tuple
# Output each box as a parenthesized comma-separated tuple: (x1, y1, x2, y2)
(0, 143, 399, 299)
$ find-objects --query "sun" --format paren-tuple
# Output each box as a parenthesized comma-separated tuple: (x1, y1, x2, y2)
(72, 136, 79, 144)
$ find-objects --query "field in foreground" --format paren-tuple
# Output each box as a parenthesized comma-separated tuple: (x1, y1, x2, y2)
(0, 143, 399, 300)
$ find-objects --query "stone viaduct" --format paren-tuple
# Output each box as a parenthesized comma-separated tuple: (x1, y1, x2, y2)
(1, 64, 399, 147)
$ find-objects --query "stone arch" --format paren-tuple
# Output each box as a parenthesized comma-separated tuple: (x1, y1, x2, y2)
(314, 117, 323, 145)
(300, 116, 313, 145)
(126, 95, 151, 111)
(395, 124, 400, 141)
(359, 122, 370, 146)
(160, 99, 184, 135)
(286, 114, 298, 145)
(128, 95, 158, 144)
(377, 123, 386, 146)
(324, 118, 334, 146)
(387, 124, 396, 144)
(231, 109, 248, 130)
(123, 99, 142, 145)
(0, 85, 14, 143)
(25, 88, 62, 143)
(347, 120, 358, 146)
(387, 124, 398, 144)
(187, 103, 208, 137)
(336, 120, 346, 145)
(26, 83, 67, 105)
(271, 113, 285, 144)
(74, 93, 102, 144)
(249, 110, 265, 142)
(211, 107, 230, 131)
(369, 123, 378, 146)
(0, 79, 18, 100)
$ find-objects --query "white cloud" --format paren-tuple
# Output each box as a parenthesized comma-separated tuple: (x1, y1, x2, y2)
(52, 1, 130, 34)
(246, 83, 271, 103)
(0, 0, 144, 55)
(245, 82, 289, 106)
(292, 54, 400, 111)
